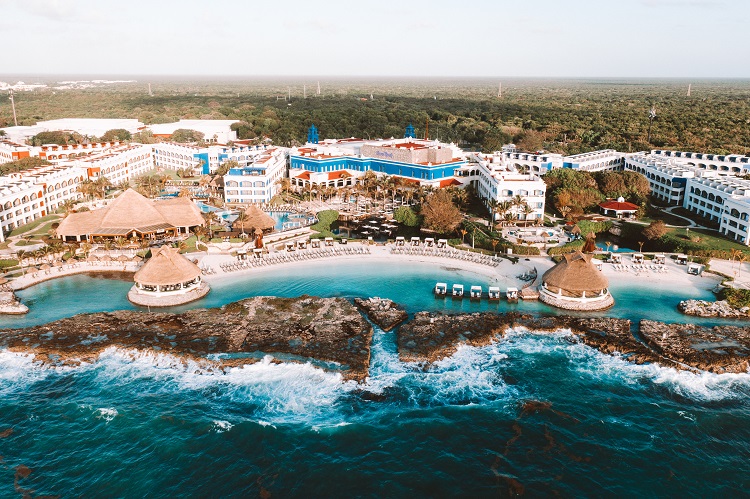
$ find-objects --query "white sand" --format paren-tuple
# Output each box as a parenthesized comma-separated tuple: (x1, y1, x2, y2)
(8, 244, 726, 299)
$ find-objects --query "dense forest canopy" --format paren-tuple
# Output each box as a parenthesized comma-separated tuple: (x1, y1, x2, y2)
(1, 77, 748, 154)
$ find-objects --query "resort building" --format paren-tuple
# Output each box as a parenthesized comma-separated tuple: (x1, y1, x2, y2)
(152, 142, 206, 173)
(34, 118, 145, 138)
(623, 153, 702, 205)
(0, 164, 88, 240)
(499, 144, 624, 174)
(289, 126, 466, 190)
(148, 120, 239, 144)
(457, 152, 547, 223)
(11, 164, 87, 213)
(599, 197, 639, 219)
(500, 144, 563, 174)
(539, 251, 614, 311)
(561, 149, 625, 172)
(650, 149, 750, 175)
(128, 245, 209, 307)
(0, 139, 33, 165)
(0, 178, 44, 241)
(684, 176, 750, 244)
(40, 142, 125, 162)
(223, 147, 288, 206)
(56, 188, 204, 242)
(67, 144, 154, 183)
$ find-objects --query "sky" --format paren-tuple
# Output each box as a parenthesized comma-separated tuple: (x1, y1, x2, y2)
(1, 0, 748, 78)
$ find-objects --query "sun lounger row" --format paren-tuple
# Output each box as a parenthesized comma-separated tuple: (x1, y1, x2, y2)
(219, 247, 370, 272)
(611, 264, 668, 273)
(389, 246, 500, 267)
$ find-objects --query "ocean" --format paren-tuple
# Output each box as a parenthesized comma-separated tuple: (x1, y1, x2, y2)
(1, 260, 749, 496)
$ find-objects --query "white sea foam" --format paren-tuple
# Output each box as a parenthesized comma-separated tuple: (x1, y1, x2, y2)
(212, 420, 233, 433)
(0, 350, 52, 394)
(95, 407, 118, 423)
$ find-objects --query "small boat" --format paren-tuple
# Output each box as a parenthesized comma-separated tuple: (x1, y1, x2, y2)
(470, 285, 482, 300)
(452, 284, 464, 298)
(488, 286, 501, 301)
(506, 287, 519, 302)
(434, 282, 448, 296)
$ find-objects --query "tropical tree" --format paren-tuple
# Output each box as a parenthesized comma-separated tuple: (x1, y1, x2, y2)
(421, 190, 462, 234)
(234, 211, 248, 236)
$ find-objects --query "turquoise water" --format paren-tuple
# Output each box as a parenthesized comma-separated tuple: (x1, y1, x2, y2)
(2, 261, 750, 495)
(0, 260, 736, 328)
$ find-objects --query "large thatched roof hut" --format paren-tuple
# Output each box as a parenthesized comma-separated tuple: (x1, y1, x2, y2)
(234, 205, 275, 233)
(57, 189, 204, 242)
(127, 246, 209, 307)
(539, 251, 613, 311)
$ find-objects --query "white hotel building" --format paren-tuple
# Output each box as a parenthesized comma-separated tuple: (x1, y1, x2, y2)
(68, 144, 154, 184)
(223, 147, 288, 205)
(625, 151, 750, 245)
(457, 152, 547, 222)
(0, 164, 87, 241)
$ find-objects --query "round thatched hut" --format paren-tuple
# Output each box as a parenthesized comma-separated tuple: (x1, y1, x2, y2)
(539, 251, 613, 311)
(127, 246, 209, 307)
(234, 205, 275, 234)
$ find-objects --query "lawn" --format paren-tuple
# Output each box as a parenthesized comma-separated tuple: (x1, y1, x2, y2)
(9, 215, 61, 237)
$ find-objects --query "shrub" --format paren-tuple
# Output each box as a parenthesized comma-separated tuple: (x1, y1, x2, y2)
(311, 210, 339, 238)
(394, 206, 420, 227)
(719, 288, 750, 309)
(547, 240, 585, 255)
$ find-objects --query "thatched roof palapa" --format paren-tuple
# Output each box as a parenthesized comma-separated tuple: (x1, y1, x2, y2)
(57, 189, 204, 238)
(543, 251, 608, 294)
(235, 205, 275, 232)
(134, 246, 201, 287)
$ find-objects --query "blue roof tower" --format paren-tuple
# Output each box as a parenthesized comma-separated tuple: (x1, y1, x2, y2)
(404, 123, 416, 138)
(307, 124, 319, 144)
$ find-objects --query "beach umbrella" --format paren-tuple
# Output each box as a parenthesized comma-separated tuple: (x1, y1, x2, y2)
(40, 263, 51, 270)
(101, 255, 113, 262)
(0, 277, 8, 285)
(87, 254, 99, 261)
(132, 255, 143, 262)
(117, 254, 130, 262)
(27, 266, 38, 273)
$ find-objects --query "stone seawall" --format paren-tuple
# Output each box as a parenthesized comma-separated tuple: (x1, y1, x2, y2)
(539, 290, 614, 311)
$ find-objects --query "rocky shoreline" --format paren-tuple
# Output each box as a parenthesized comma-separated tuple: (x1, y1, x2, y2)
(1, 295, 750, 380)
(678, 299, 750, 318)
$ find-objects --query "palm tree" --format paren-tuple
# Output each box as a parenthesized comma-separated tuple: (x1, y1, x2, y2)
(559, 205, 571, 220)
(487, 199, 499, 231)
(203, 212, 220, 239)
(638, 241, 645, 252)
(15, 249, 26, 275)
(497, 201, 512, 226)
(522, 204, 534, 225)
(113, 236, 128, 254)
(739, 254, 747, 279)
(103, 239, 115, 255)
(234, 211, 248, 237)
(80, 242, 92, 259)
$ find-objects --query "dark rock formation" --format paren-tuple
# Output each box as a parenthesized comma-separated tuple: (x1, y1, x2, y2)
(397, 312, 750, 374)
(354, 297, 408, 331)
(0, 296, 372, 381)
(640, 320, 750, 374)
(398, 312, 517, 363)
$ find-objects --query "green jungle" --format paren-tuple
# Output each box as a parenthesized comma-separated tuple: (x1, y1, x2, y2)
(1, 77, 749, 155)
